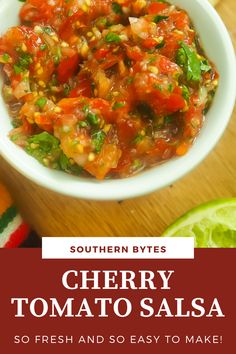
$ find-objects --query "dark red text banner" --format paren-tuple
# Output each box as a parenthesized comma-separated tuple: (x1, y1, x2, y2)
(0, 249, 235, 354)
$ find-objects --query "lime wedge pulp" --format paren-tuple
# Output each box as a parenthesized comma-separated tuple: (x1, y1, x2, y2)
(162, 199, 236, 248)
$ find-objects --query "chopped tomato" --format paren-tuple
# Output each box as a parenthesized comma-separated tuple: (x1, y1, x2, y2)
(169, 11, 190, 30)
(94, 48, 110, 61)
(0, 26, 42, 57)
(58, 10, 84, 42)
(142, 38, 159, 49)
(117, 118, 141, 145)
(90, 98, 111, 113)
(158, 55, 182, 75)
(34, 114, 54, 133)
(85, 144, 122, 180)
(159, 32, 185, 60)
(165, 93, 186, 113)
(90, 98, 112, 122)
(147, 2, 168, 14)
(20, 0, 64, 27)
(176, 142, 189, 156)
(57, 53, 80, 84)
(126, 46, 144, 61)
(70, 74, 92, 98)
(148, 139, 175, 159)
(58, 97, 85, 113)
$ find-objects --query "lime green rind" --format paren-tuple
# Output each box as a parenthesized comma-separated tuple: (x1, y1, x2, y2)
(161, 199, 236, 248)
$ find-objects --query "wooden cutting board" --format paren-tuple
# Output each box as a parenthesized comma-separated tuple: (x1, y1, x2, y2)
(0, 0, 235, 237)
(209, 0, 220, 5)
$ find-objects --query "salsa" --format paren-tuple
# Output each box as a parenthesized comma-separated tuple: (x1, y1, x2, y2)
(0, 0, 218, 180)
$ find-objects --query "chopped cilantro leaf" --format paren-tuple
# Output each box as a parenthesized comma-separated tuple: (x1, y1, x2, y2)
(176, 42, 201, 82)
(112, 2, 123, 15)
(92, 131, 106, 153)
(112, 102, 125, 110)
(35, 97, 47, 110)
(153, 15, 169, 23)
(105, 32, 121, 43)
(87, 112, 99, 125)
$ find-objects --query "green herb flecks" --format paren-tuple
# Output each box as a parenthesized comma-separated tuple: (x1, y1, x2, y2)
(82, 103, 90, 114)
(168, 84, 174, 93)
(176, 42, 201, 82)
(2, 53, 10, 62)
(87, 112, 100, 126)
(14, 50, 33, 74)
(25, 132, 61, 167)
(127, 77, 134, 85)
(63, 83, 71, 96)
(112, 102, 125, 110)
(132, 159, 143, 171)
(153, 84, 163, 91)
(112, 2, 123, 15)
(156, 40, 165, 49)
(105, 32, 121, 43)
(59, 154, 83, 175)
(79, 120, 89, 128)
(35, 97, 47, 110)
(148, 57, 157, 64)
(153, 15, 169, 23)
(13, 65, 23, 74)
(164, 115, 174, 124)
(25, 132, 82, 175)
(43, 26, 53, 35)
(40, 44, 47, 51)
(92, 131, 106, 153)
(53, 47, 62, 66)
(133, 134, 145, 145)
(200, 59, 212, 73)
(181, 85, 190, 102)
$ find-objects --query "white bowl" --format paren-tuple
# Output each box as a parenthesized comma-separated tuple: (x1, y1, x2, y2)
(0, 0, 235, 201)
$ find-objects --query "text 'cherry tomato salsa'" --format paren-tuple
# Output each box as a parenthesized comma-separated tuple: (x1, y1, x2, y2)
(0, 0, 218, 180)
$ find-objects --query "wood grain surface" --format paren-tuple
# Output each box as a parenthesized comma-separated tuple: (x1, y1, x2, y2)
(0, 0, 235, 237)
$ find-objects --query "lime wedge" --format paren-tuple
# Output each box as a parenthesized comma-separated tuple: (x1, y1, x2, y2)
(162, 199, 236, 248)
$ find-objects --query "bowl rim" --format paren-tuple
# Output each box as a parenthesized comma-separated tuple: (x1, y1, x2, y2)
(0, 0, 236, 201)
